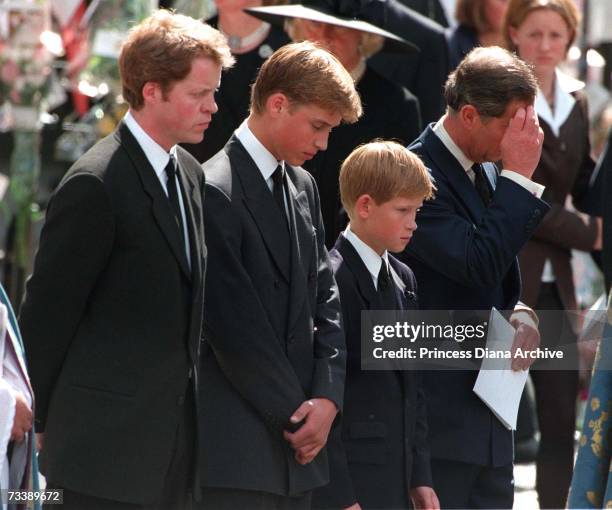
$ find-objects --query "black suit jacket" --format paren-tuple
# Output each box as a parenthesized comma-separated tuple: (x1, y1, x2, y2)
(397, 0, 449, 26)
(19, 122, 206, 504)
(199, 135, 345, 496)
(313, 235, 431, 509)
(305, 66, 422, 248)
(446, 24, 479, 71)
(364, 0, 449, 125)
(399, 126, 549, 468)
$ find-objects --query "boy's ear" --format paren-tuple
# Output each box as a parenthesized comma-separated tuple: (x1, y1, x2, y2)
(266, 92, 290, 118)
(355, 194, 374, 219)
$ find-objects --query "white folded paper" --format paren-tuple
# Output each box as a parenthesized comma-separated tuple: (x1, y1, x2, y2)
(473, 307, 528, 430)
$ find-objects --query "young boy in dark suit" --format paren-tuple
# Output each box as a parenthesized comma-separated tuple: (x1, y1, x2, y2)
(314, 141, 439, 510)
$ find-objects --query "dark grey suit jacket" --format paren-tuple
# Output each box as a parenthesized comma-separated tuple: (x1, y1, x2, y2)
(200, 135, 346, 496)
(19, 122, 206, 505)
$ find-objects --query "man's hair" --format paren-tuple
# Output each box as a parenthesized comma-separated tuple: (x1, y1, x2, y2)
(455, 0, 495, 33)
(119, 9, 234, 110)
(444, 46, 537, 118)
(250, 41, 362, 123)
(504, 0, 579, 53)
(340, 140, 434, 216)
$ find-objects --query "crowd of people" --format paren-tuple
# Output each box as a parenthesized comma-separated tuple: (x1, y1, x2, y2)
(1, 0, 611, 509)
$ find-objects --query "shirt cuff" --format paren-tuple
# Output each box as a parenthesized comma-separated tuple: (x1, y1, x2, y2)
(511, 307, 539, 330)
(500, 170, 545, 198)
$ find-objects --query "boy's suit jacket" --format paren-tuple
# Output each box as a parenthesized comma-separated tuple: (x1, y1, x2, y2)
(400, 125, 549, 468)
(313, 234, 431, 509)
(19, 122, 206, 505)
(200, 135, 345, 496)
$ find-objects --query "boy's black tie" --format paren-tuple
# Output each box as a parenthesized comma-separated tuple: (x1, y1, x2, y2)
(377, 261, 398, 310)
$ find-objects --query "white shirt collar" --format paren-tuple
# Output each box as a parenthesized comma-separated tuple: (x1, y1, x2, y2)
(535, 68, 582, 137)
(235, 119, 281, 183)
(343, 225, 389, 289)
(124, 111, 177, 179)
(433, 115, 474, 173)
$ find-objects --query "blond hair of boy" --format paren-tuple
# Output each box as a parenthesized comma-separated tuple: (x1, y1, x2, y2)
(340, 140, 434, 254)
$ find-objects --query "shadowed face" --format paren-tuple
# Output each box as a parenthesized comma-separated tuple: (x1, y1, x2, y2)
(467, 99, 529, 163)
(267, 100, 342, 166)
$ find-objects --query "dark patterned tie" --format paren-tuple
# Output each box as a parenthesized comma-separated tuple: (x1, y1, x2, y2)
(164, 155, 185, 243)
(377, 261, 398, 310)
(472, 163, 492, 207)
(272, 164, 289, 229)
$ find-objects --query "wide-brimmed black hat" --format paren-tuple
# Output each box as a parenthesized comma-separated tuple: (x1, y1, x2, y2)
(244, 1, 419, 54)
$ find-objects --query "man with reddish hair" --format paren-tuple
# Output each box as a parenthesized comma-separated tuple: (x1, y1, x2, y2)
(19, 10, 232, 510)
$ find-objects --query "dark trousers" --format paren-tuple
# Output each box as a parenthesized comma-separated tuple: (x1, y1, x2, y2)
(430, 459, 514, 509)
(45, 386, 196, 510)
(531, 283, 578, 510)
(198, 487, 312, 510)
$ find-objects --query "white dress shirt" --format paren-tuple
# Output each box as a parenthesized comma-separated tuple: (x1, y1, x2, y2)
(235, 120, 289, 215)
(343, 225, 392, 290)
(124, 111, 191, 268)
(433, 117, 545, 198)
(535, 68, 581, 138)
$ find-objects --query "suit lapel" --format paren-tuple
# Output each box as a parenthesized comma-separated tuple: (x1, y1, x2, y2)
(176, 150, 204, 284)
(229, 137, 291, 282)
(115, 123, 191, 280)
(285, 172, 313, 333)
(388, 257, 418, 310)
(420, 126, 488, 223)
(335, 235, 378, 309)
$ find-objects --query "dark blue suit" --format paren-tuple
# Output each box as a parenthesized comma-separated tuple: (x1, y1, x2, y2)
(399, 125, 549, 508)
(313, 234, 431, 509)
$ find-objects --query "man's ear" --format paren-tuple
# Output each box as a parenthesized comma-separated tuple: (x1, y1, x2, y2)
(266, 92, 291, 118)
(458, 104, 480, 131)
(142, 81, 162, 105)
(355, 194, 374, 219)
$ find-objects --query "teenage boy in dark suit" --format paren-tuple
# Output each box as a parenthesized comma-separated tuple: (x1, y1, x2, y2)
(199, 42, 362, 509)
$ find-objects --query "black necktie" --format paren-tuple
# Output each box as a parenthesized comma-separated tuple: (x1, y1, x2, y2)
(272, 165, 289, 229)
(377, 261, 398, 310)
(472, 163, 492, 207)
(164, 155, 185, 242)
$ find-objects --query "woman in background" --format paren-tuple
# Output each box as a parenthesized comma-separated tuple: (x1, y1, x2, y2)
(504, 0, 602, 507)
(446, 0, 508, 69)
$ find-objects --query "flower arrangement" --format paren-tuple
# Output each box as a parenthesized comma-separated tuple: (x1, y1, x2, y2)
(0, 1, 61, 301)
(0, 44, 54, 108)
(0, 2, 60, 129)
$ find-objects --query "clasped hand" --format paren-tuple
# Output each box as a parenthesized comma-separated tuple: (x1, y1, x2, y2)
(284, 398, 337, 465)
